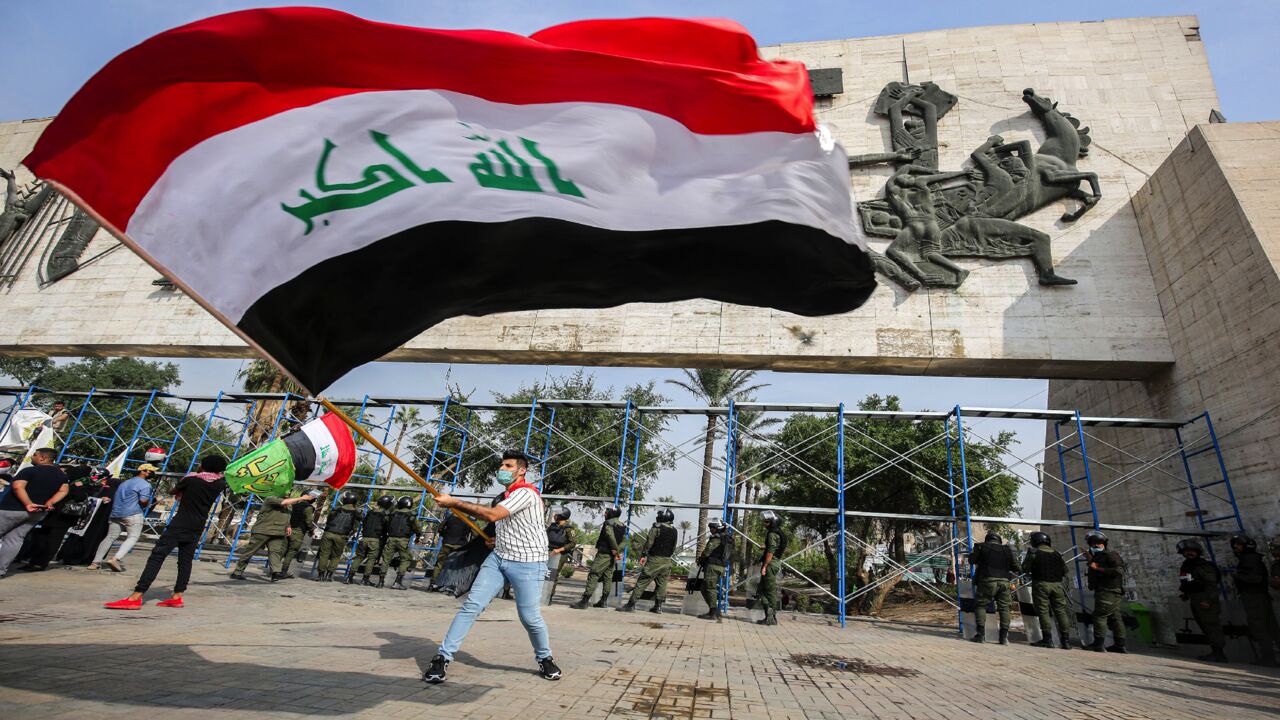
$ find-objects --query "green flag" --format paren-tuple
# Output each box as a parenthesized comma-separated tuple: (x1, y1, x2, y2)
(225, 438, 296, 497)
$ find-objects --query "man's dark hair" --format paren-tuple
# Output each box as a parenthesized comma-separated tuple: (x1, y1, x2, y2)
(53, 401, 65, 407)
(200, 455, 228, 473)
(32, 448, 57, 461)
(501, 449, 529, 469)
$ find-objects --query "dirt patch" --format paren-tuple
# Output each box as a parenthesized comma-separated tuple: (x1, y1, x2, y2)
(791, 653, 919, 677)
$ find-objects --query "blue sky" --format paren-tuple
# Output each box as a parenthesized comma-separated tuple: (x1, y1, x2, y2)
(3, 1, 1276, 523)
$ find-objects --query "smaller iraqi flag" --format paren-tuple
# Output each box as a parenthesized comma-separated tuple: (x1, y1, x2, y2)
(226, 412, 356, 497)
(23, 8, 875, 393)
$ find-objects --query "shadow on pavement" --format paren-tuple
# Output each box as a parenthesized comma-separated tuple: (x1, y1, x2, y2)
(0, 637, 497, 714)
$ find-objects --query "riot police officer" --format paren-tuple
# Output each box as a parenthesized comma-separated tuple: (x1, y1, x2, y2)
(697, 519, 733, 621)
(279, 490, 319, 578)
(546, 507, 577, 599)
(1085, 530, 1126, 653)
(1178, 538, 1227, 662)
(1022, 531, 1072, 649)
(381, 496, 425, 590)
(571, 505, 624, 609)
(1230, 535, 1279, 666)
(969, 531, 1020, 645)
(314, 491, 359, 581)
(348, 495, 393, 585)
(619, 508, 678, 613)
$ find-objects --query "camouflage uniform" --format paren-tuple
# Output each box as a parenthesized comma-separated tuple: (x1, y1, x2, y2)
(232, 496, 290, 577)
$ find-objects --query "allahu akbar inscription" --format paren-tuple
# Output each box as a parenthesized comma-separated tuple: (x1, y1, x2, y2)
(852, 84, 1099, 290)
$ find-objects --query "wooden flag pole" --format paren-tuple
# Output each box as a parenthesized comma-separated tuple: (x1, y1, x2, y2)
(317, 396, 490, 541)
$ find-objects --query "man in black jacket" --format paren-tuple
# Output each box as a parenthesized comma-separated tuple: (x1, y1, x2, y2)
(1022, 531, 1072, 649)
(969, 531, 1019, 645)
(1086, 530, 1127, 653)
(1231, 535, 1278, 666)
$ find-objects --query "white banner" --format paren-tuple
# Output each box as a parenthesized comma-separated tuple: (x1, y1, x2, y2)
(1, 409, 52, 453)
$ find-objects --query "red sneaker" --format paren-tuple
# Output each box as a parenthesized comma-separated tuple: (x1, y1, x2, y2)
(104, 597, 142, 610)
(156, 598, 184, 608)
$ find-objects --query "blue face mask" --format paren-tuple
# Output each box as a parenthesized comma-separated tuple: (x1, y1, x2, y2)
(497, 469, 515, 485)
(1090, 546, 1105, 554)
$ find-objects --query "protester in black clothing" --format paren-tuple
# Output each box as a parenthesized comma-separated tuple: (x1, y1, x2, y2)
(0, 449, 69, 577)
(62, 468, 124, 565)
(105, 456, 228, 610)
(20, 465, 96, 570)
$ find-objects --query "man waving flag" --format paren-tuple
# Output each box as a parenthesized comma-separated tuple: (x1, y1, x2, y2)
(23, 8, 874, 393)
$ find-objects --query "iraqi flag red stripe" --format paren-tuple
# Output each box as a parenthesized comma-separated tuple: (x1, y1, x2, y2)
(23, 8, 818, 233)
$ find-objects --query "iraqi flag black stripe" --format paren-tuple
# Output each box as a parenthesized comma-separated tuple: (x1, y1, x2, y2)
(282, 430, 317, 480)
(238, 217, 876, 390)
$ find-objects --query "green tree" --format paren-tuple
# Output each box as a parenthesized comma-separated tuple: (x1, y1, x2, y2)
(665, 369, 767, 552)
(388, 406, 424, 479)
(415, 370, 674, 502)
(679, 520, 693, 548)
(0, 356, 54, 385)
(763, 394, 1018, 615)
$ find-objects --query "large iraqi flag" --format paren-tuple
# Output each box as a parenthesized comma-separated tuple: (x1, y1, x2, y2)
(23, 8, 875, 393)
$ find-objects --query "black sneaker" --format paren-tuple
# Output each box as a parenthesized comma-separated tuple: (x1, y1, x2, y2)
(423, 654, 448, 684)
(538, 656, 562, 681)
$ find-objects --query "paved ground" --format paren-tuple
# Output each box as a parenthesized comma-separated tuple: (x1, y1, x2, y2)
(1, 558, 1278, 719)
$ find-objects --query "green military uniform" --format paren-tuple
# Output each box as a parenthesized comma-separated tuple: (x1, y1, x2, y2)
(757, 527, 787, 623)
(279, 498, 316, 576)
(575, 518, 623, 608)
(970, 540, 1020, 639)
(1180, 555, 1225, 657)
(233, 496, 291, 577)
(1022, 544, 1071, 646)
(1234, 546, 1279, 665)
(621, 522, 678, 611)
(697, 532, 733, 619)
(350, 507, 390, 581)
(380, 509, 426, 580)
(546, 521, 577, 597)
(316, 502, 360, 578)
(1087, 548, 1127, 650)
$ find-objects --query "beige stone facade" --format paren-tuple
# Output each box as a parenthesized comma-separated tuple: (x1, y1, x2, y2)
(1042, 122, 1280, 643)
(0, 16, 1218, 379)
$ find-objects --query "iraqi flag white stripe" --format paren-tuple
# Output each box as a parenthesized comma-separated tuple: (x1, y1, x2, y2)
(126, 89, 865, 324)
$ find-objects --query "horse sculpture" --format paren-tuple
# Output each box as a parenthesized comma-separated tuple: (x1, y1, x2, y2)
(859, 87, 1100, 290)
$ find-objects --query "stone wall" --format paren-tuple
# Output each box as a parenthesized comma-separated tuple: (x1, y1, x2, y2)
(1043, 122, 1280, 645)
(0, 16, 1219, 379)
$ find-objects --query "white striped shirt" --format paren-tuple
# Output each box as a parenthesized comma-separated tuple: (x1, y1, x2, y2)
(495, 487, 548, 563)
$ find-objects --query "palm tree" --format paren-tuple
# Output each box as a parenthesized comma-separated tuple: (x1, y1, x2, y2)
(730, 408, 780, 576)
(236, 359, 309, 445)
(678, 520, 693, 549)
(665, 369, 767, 552)
(389, 407, 424, 479)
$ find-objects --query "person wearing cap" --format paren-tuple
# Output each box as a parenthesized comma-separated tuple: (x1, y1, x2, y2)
(230, 490, 316, 582)
(1085, 530, 1127, 653)
(697, 519, 733, 621)
(1230, 535, 1279, 666)
(545, 507, 577, 600)
(91, 464, 158, 571)
(1177, 538, 1227, 662)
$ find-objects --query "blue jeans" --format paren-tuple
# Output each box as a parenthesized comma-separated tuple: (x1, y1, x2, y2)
(438, 552, 552, 661)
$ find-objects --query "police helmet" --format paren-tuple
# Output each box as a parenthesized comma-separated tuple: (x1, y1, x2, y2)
(708, 519, 726, 535)
(1084, 530, 1108, 547)
(340, 491, 357, 505)
(603, 504, 622, 520)
(761, 510, 780, 529)
(656, 508, 675, 524)
(396, 496, 413, 510)
(376, 495, 394, 509)
(552, 506, 571, 522)
(984, 532, 1002, 544)
(1176, 538, 1204, 556)
(89, 466, 113, 483)
(1029, 531, 1051, 547)
(1229, 535, 1256, 552)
